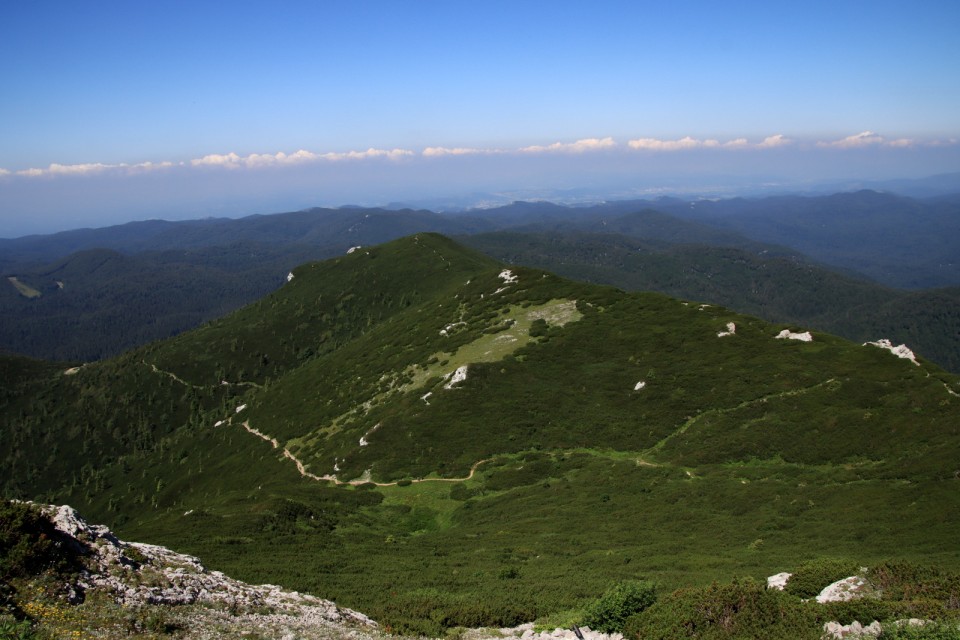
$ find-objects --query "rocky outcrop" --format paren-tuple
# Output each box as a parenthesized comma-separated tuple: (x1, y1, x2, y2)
(36, 504, 379, 639)
(462, 623, 622, 640)
(766, 572, 791, 590)
(816, 574, 876, 604)
(822, 620, 882, 639)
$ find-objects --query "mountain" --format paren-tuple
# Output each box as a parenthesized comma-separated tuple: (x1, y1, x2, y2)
(0, 206, 493, 266)
(0, 244, 327, 361)
(2, 234, 958, 635)
(0, 201, 802, 363)
(460, 231, 960, 373)
(2, 192, 960, 379)
(656, 190, 960, 289)
(0, 206, 495, 361)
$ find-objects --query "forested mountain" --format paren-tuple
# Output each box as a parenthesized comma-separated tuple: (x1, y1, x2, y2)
(0, 203, 795, 362)
(650, 190, 960, 289)
(462, 231, 960, 373)
(2, 191, 959, 370)
(0, 206, 492, 267)
(2, 234, 958, 636)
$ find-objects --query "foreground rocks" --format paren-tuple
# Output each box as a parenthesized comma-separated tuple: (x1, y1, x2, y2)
(461, 622, 622, 640)
(35, 504, 382, 639)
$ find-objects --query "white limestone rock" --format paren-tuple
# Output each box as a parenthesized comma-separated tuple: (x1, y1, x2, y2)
(766, 572, 792, 590)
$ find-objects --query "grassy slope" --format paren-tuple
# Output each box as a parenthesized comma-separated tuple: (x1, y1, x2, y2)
(2, 233, 959, 635)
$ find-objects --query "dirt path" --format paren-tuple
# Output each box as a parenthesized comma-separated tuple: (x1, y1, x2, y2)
(646, 377, 838, 454)
(237, 419, 492, 487)
(142, 360, 264, 390)
(142, 360, 206, 389)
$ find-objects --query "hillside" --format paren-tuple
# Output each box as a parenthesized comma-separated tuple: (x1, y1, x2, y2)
(0, 206, 493, 361)
(2, 233, 959, 635)
(6, 196, 960, 373)
(4, 501, 960, 639)
(461, 231, 960, 373)
(655, 190, 960, 289)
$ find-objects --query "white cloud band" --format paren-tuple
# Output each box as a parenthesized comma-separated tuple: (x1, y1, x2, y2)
(2, 133, 950, 178)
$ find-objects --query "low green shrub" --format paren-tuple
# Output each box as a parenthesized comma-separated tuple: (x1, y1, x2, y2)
(0, 502, 78, 581)
(785, 558, 860, 599)
(870, 562, 960, 603)
(880, 621, 960, 640)
(0, 615, 38, 640)
(580, 580, 657, 633)
(624, 578, 820, 640)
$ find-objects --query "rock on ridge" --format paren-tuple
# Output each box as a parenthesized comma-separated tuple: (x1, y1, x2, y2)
(863, 338, 920, 366)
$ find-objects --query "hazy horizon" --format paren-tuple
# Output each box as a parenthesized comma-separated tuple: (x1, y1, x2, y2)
(2, 1, 958, 237)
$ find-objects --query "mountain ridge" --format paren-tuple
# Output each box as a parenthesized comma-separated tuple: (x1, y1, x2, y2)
(2, 233, 959, 635)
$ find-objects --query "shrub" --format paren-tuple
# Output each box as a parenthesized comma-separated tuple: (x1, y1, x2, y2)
(880, 621, 960, 640)
(0, 615, 38, 640)
(0, 501, 78, 580)
(785, 558, 861, 599)
(624, 579, 820, 640)
(869, 562, 960, 603)
(580, 580, 657, 633)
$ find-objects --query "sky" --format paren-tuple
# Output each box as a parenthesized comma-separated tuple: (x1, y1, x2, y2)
(2, 0, 959, 237)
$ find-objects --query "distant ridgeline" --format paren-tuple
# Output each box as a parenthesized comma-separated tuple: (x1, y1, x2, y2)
(2, 232, 959, 635)
(2, 192, 959, 373)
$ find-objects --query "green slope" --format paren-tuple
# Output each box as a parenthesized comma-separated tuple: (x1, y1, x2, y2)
(2, 233, 959, 635)
(461, 230, 960, 373)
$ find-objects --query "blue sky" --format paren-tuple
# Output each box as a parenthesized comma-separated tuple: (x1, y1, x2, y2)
(2, 1, 959, 236)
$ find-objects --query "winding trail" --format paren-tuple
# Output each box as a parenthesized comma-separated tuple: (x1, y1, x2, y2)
(142, 361, 205, 389)
(239, 420, 492, 487)
(241, 420, 279, 449)
(143, 360, 264, 390)
(646, 377, 839, 454)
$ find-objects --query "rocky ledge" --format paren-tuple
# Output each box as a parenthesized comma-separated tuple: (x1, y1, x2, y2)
(35, 503, 382, 639)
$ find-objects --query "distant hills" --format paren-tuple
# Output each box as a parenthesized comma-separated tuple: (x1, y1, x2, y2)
(2, 233, 959, 635)
(646, 190, 960, 289)
(461, 231, 960, 373)
(2, 189, 959, 372)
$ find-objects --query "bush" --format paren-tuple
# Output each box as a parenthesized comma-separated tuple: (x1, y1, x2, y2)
(870, 562, 960, 603)
(580, 580, 657, 633)
(880, 621, 960, 640)
(0, 501, 78, 580)
(624, 579, 820, 640)
(785, 558, 860, 599)
(0, 615, 38, 640)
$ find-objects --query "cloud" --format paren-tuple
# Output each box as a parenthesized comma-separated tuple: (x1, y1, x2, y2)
(422, 146, 496, 157)
(817, 131, 886, 148)
(886, 138, 914, 148)
(11, 160, 175, 178)
(191, 152, 246, 168)
(318, 148, 414, 161)
(189, 147, 413, 169)
(628, 136, 708, 151)
(6, 133, 952, 180)
(758, 134, 791, 148)
(520, 137, 616, 153)
(628, 135, 791, 151)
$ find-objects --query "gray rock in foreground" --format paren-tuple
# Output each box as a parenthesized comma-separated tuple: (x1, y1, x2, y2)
(37, 503, 383, 639)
